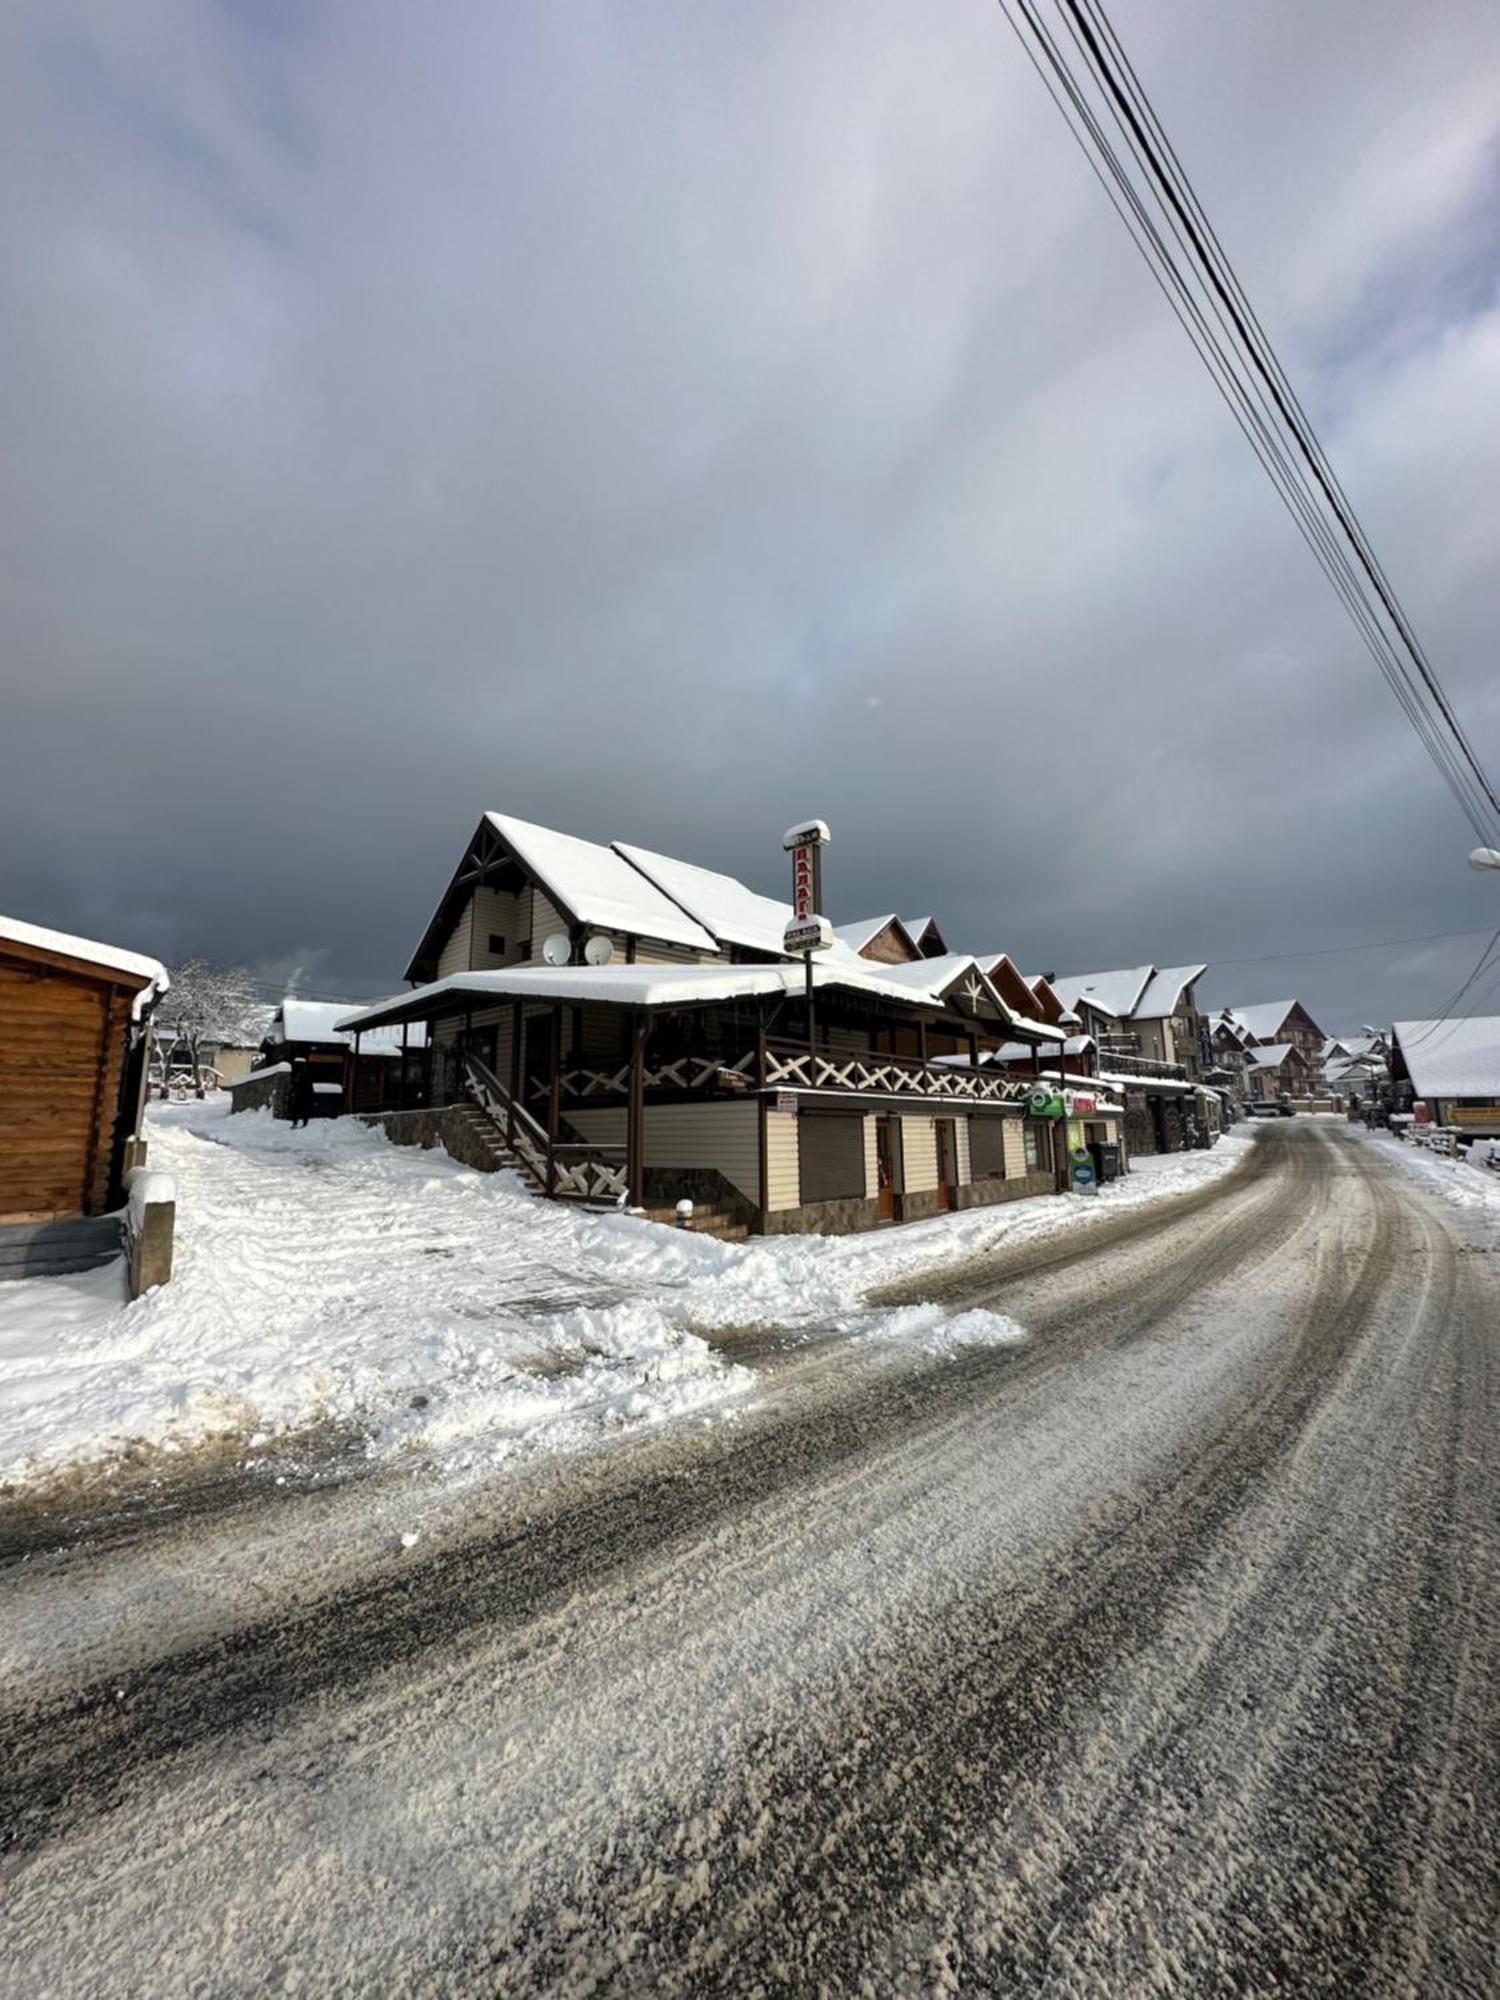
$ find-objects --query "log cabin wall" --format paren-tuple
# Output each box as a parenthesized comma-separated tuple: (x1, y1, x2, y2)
(0, 953, 141, 1221)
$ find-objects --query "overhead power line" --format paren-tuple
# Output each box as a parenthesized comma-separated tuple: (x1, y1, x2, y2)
(1208, 923, 1498, 969)
(996, 0, 1500, 848)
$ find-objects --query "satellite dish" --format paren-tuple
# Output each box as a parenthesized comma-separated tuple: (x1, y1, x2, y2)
(583, 933, 614, 966)
(541, 932, 572, 967)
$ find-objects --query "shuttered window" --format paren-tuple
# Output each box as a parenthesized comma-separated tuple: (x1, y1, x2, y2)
(969, 1116, 1007, 1180)
(798, 1110, 866, 1205)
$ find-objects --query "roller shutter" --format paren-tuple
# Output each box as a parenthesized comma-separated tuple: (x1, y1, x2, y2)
(969, 1115, 1007, 1180)
(798, 1109, 866, 1205)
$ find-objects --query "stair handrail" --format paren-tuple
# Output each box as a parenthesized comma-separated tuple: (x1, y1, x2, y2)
(463, 1049, 550, 1149)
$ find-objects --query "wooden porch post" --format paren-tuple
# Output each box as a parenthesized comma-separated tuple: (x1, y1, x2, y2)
(627, 1008, 647, 1207)
(545, 1003, 562, 1197)
(401, 1021, 410, 1110)
(508, 1000, 522, 1147)
(917, 1019, 929, 1066)
(352, 1031, 362, 1112)
(755, 1002, 768, 1090)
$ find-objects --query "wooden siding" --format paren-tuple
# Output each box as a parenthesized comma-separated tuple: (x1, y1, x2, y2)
(435, 899, 474, 978)
(568, 1100, 760, 1202)
(863, 1115, 879, 1198)
(1003, 1119, 1027, 1179)
(765, 1111, 799, 1211)
(954, 1116, 972, 1185)
(900, 1115, 938, 1193)
(0, 960, 133, 1220)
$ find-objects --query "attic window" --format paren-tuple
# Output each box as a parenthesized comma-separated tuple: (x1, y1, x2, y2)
(488, 934, 505, 956)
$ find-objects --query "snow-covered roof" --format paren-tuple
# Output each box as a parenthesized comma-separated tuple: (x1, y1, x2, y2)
(901, 916, 947, 952)
(1050, 967, 1154, 1020)
(832, 914, 911, 956)
(1392, 1017, 1500, 1100)
(612, 842, 799, 957)
(0, 913, 169, 1018)
(273, 999, 428, 1052)
(1134, 964, 1207, 1018)
(337, 954, 1066, 1037)
(1226, 1000, 1317, 1043)
(485, 814, 719, 953)
(1246, 1043, 1297, 1068)
(988, 1036, 1093, 1061)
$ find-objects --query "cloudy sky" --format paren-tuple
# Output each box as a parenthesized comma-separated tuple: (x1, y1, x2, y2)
(4, 0, 1500, 1029)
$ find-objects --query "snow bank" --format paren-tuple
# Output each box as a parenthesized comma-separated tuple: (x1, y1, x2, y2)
(1350, 1126, 1500, 1241)
(0, 1104, 1252, 1493)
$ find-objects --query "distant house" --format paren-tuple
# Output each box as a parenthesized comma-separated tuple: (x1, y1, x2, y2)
(1047, 962, 1214, 1152)
(900, 917, 950, 960)
(1244, 1043, 1314, 1102)
(1390, 1018, 1500, 1134)
(230, 999, 428, 1118)
(0, 914, 167, 1222)
(1224, 1000, 1326, 1081)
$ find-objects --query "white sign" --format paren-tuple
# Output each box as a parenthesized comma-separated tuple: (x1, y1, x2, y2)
(774, 1090, 798, 1114)
(784, 915, 833, 955)
(781, 819, 831, 852)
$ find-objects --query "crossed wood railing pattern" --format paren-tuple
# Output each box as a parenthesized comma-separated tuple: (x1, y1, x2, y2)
(561, 1050, 757, 1100)
(762, 1042, 1031, 1104)
(464, 1051, 628, 1203)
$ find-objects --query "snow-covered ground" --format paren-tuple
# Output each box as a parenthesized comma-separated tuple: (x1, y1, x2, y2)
(1348, 1124, 1500, 1241)
(0, 1100, 1253, 1493)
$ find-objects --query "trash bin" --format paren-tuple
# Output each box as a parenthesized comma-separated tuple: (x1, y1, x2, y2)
(1090, 1142, 1121, 1184)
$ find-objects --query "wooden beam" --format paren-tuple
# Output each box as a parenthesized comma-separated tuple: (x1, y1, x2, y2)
(545, 1003, 563, 1198)
(627, 1009, 647, 1206)
(509, 1000, 522, 1148)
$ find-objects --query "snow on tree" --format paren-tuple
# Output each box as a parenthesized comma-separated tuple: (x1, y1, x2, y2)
(155, 959, 270, 1096)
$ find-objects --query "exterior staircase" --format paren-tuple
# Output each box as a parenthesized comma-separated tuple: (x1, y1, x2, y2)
(0, 1216, 126, 1282)
(444, 1103, 547, 1193)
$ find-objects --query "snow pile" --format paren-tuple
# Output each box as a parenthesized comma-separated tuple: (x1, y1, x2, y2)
(0, 1104, 1251, 1491)
(1353, 1127, 1500, 1239)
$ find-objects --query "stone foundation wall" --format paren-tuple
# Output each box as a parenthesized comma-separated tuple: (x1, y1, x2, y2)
(641, 1165, 755, 1230)
(952, 1170, 1057, 1211)
(359, 1105, 502, 1174)
(894, 1188, 944, 1224)
(228, 1072, 287, 1117)
(758, 1194, 882, 1237)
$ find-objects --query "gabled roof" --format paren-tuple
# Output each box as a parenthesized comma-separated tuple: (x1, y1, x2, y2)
(976, 953, 1048, 1021)
(486, 816, 719, 952)
(611, 841, 799, 957)
(1227, 999, 1323, 1044)
(901, 916, 948, 956)
(1134, 964, 1207, 1018)
(1050, 966, 1154, 1021)
(1246, 1043, 1298, 1068)
(1391, 1016, 1500, 1100)
(0, 912, 169, 1017)
(832, 914, 919, 960)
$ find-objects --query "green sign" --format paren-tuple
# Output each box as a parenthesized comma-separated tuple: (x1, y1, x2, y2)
(1027, 1087, 1066, 1118)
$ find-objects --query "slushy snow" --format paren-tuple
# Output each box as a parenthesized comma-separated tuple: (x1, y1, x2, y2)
(0, 1098, 1251, 1491)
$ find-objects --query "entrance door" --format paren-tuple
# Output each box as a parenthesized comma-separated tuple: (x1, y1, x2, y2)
(875, 1115, 902, 1220)
(935, 1118, 957, 1211)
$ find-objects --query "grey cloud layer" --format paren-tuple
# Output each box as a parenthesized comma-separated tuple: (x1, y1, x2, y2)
(3, 0, 1499, 1029)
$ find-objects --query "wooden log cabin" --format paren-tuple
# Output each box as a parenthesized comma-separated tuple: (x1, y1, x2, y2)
(0, 915, 168, 1222)
(339, 814, 1072, 1235)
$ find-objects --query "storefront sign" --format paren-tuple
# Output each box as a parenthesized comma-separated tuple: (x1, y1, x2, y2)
(1065, 1089, 1098, 1115)
(783, 915, 833, 955)
(782, 819, 830, 921)
(1027, 1086, 1065, 1117)
(774, 1090, 798, 1114)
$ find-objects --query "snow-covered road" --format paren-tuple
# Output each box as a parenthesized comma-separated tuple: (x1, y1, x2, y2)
(0, 1097, 1250, 1498)
(3, 1122, 1494, 1995)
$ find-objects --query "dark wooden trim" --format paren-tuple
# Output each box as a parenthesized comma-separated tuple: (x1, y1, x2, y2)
(627, 1009, 647, 1205)
(508, 1000, 522, 1148)
(546, 1003, 562, 1196)
(81, 986, 113, 1216)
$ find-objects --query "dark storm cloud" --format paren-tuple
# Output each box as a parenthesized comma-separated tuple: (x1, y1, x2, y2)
(3, 0, 1499, 1029)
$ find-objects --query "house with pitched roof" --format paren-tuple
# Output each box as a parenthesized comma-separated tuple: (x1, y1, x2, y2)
(1223, 999, 1326, 1083)
(340, 814, 1070, 1235)
(1045, 962, 1216, 1152)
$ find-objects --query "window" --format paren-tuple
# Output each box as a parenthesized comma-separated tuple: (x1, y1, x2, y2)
(1024, 1122, 1051, 1172)
(488, 934, 506, 956)
(970, 1118, 1007, 1179)
(518, 940, 532, 961)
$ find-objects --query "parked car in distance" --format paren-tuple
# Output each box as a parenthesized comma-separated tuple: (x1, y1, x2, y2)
(1247, 1100, 1294, 1118)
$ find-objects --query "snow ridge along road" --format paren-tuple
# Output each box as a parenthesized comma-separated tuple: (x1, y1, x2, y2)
(2, 1123, 1495, 1996)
